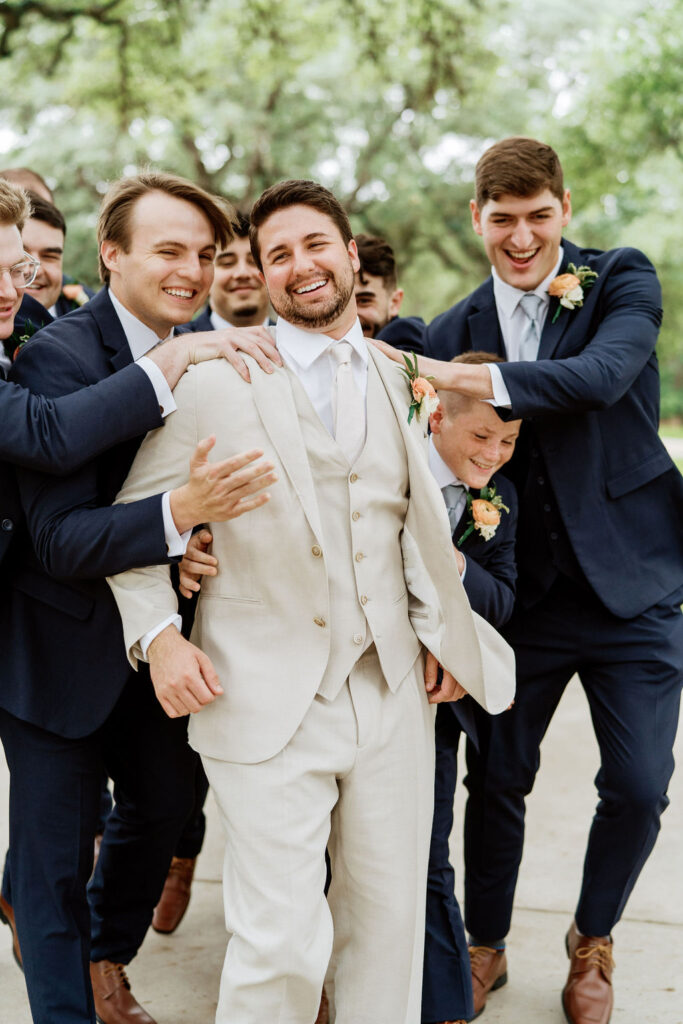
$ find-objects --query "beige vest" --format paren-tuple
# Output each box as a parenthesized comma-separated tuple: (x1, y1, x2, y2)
(288, 355, 421, 700)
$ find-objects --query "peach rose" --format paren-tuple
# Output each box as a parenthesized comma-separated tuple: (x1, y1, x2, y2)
(411, 376, 437, 402)
(471, 499, 500, 526)
(62, 284, 89, 306)
(548, 273, 581, 297)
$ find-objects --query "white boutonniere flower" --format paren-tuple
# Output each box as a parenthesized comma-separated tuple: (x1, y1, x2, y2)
(548, 264, 598, 323)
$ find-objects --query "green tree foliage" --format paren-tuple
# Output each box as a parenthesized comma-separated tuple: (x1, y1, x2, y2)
(0, 0, 680, 411)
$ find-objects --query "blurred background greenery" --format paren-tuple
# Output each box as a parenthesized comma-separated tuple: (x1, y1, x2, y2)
(0, 0, 680, 415)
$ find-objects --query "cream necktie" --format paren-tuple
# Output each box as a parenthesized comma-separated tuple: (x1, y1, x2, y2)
(330, 341, 365, 464)
(518, 292, 544, 362)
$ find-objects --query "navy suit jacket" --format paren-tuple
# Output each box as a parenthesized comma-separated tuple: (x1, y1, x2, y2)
(448, 472, 517, 743)
(0, 295, 164, 570)
(425, 241, 683, 618)
(183, 307, 276, 333)
(1, 288, 171, 737)
(376, 314, 425, 354)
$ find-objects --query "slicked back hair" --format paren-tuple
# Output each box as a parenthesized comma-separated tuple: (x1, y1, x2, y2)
(249, 179, 353, 271)
(0, 179, 32, 232)
(355, 233, 398, 291)
(474, 137, 564, 208)
(97, 171, 235, 284)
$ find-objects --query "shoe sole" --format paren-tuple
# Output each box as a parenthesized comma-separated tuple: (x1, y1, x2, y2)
(472, 971, 508, 1018)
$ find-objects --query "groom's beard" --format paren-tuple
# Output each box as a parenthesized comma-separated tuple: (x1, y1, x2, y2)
(272, 260, 355, 329)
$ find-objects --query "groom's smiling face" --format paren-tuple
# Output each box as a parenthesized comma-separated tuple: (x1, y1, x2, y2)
(471, 187, 571, 292)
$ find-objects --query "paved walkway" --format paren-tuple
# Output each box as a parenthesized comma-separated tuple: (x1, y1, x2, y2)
(1, 676, 681, 1023)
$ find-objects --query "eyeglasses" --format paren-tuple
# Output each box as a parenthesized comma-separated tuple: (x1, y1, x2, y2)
(0, 253, 40, 287)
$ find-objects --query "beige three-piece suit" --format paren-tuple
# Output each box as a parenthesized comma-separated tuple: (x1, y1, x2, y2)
(108, 340, 515, 1024)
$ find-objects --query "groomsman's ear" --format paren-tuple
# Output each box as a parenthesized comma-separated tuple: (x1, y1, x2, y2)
(100, 239, 120, 275)
(347, 238, 360, 273)
(561, 188, 572, 227)
(388, 287, 404, 319)
(429, 403, 444, 434)
(470, 198, 483, 237)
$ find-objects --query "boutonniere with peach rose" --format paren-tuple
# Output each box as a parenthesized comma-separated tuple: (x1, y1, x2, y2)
(400, 351, 439, 425)
(457, 483, 510, 547)
(62, 283, 90, 307)
(548, 264, 598, 323)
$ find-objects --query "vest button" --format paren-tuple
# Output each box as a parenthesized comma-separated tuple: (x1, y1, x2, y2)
(537, 476, 545, 485)
(355, 552, 364, 562)
(351, 511, 360, 521)
(349, 473, 358, 483)
(550, 532, 558, 541)
(353, 633, 363, 645)
(1, 518, 13, 532)
(311, 545, 322, 557)
(313, 616, 326, 628)
(360, 595, 368, 605)
(543, 504, 551, 512)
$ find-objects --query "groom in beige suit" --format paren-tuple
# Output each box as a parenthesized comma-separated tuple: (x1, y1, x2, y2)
(108, 180, 514, 1024)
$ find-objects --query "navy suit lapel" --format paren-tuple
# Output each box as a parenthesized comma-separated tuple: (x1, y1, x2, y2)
(467, 280, 506, 357)
(538, 240, 583, 361)
(87, 288, 135, 373)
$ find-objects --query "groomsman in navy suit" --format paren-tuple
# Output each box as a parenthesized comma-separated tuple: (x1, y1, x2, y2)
(422, 351, 519, 1024)
(353, 232, 425, 353)
(0, 171, 279, 1024)
(405, 137, 683, 1024)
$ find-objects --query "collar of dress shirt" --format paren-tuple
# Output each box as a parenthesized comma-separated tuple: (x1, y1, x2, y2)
(428, 435, 469, 490)
(275, 315, 368, 372)
(209, 308, 270, 331)
(491, 247, 564, 320)
(108, 288, 174, 360)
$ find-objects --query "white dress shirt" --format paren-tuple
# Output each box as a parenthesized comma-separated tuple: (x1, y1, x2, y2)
(276, 316, 368, 434)
(487, 249, 564, 408)
(428, 437, 467, 580)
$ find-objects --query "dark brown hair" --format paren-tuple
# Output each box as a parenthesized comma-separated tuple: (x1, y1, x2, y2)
(451, 351, 505, 366)
(97, 171, 235, 284)
(249, 179, 353, 271)
(355, 233, 397, 291)
(27, 192, 67, 236)
(474, 137, 564, 208)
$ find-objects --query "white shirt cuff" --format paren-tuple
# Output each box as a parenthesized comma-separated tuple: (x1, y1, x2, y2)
(162, 491, 191, 557)
(138, 615, 183, 661)
(487, 364, 512, 409)
(137, 355, 177, 418)
(460, 555, 467, 582)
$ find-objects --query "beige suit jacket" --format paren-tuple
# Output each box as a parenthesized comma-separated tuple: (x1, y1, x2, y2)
(108, 345, 514, 763)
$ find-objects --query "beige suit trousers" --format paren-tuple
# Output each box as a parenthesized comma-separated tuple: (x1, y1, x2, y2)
(202, 648, 435, 1024)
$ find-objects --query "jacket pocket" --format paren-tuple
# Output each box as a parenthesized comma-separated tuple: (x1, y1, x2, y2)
(606, 448, 674, 499)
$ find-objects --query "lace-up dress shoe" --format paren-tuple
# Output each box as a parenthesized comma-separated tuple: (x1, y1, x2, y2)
(90, 960, 156, 1024)
(469, 945, 508, 1016)
(562, 921, 614, 1024)
(0, 892, 22, 970)
(151, 856, 196, 934)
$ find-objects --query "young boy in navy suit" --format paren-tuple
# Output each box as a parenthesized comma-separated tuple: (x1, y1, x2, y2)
(423, 351, 520, 1024)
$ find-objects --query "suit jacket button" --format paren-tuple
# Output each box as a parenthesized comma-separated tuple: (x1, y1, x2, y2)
(550, 532, 558, 541)
(355, 552, 364, 562)
(352, 511, 360, 521)
(349, 473, 358, 483)
(537, 476, 545, 485)
(360, 595, 368, 605)
(311, 545, 322, 557)
(314, 616, 326, 628)
(1, 518, 13, 532)
(543, 503, 551, 512)
(353, 633, 363, 645)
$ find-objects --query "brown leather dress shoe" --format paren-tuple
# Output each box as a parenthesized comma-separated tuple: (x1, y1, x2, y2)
(0, 891, 22, 970)
(151, 856, 196, 934)
(562, 922, 614, 1024)
(90, 959, 156, 1024)
(469, 944, 508, 1016)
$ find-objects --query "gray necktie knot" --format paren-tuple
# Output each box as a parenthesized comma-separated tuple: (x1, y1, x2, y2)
(519, 292, 543, 322)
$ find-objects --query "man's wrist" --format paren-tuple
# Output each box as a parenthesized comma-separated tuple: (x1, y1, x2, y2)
(169, 483, 198, 535)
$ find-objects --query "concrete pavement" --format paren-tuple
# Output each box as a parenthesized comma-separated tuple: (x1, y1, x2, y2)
(1, 675, 681, 1023)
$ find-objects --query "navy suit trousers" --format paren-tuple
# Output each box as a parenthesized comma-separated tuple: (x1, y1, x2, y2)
(464, 575, 683, 939)
(421, 705, 476, 1023)
(0, 673, 197, 1024)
